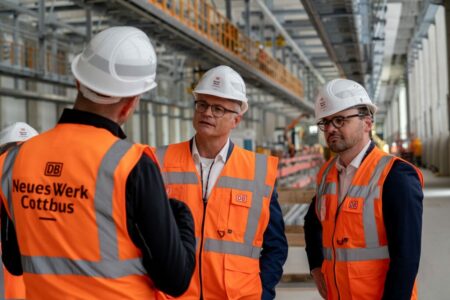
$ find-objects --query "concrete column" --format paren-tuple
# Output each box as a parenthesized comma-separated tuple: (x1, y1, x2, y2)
(169, 106, 181, 144)
(155, 104, 169, 146)
(226, 0, 232, 21)
(446, 1, 450, 131)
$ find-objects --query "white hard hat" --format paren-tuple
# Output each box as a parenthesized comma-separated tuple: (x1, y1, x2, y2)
(315, 78, 377, 121)
(0, 122, 38, 145)
(193, 65, 248, 114)
(71, 26, 157, 104)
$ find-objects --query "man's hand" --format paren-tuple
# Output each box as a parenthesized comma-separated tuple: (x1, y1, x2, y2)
(311, 267, 327, 299)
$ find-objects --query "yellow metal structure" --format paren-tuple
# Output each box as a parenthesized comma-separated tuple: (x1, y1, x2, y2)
(148, 0, 304, 98)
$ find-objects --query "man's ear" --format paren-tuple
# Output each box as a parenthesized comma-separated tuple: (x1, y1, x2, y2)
(363, 116, 373, 132)
(118, 96, 140, 124)
(231, 114, 242, 129)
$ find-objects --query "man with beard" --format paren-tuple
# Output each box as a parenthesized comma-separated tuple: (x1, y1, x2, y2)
(304, 79, 423, 300)
(155, 65, 288, 299)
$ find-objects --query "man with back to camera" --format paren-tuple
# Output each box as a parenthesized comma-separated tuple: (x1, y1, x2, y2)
(304, 78, 424, 300)
(0, 122, 38, 299)
(0, 26, 195, 299)
(156, 65, 288, 300)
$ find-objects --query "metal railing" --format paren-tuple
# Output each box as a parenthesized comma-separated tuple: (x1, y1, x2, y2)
(148, 0, 304, 98)
(0, 39, 69, 76)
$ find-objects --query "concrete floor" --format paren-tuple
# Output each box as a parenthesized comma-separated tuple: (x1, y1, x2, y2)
(276, 168, 450, 299)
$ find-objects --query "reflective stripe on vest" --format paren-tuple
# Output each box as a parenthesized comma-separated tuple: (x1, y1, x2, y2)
(3, 140, 146, 278)
(315, 157, 337, 216)
(323, 246, 389, 261)
(157, 147, 272, 259)
(319, 155, 394, 262)
(156, 146, 199, 185)
(2, 144, 21, 224)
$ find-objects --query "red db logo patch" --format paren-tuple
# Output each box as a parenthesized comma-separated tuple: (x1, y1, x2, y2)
(235, 194, 247, 203)
(44, 162, 63, 177)
(348, 200, 359, 210)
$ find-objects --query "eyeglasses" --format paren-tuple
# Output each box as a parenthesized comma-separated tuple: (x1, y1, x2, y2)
(317, 113, 364, 131)
(194, 101, 239, 118)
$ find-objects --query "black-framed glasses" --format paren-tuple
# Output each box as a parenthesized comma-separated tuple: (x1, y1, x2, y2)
(194, 101, 239, 118)
(317, 113, 364, 131)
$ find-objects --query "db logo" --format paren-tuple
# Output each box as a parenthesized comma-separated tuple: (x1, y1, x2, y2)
(235, 194, 247, 203)
(348, 200, 359, 210)
(44, 162, 63, 177)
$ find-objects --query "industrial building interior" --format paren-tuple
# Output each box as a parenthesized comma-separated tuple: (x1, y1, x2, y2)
(0, 0, 449, 299)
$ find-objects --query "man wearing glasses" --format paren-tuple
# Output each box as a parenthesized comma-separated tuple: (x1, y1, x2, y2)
(156, 65, 288, 299)
(304, 79, 424, 299)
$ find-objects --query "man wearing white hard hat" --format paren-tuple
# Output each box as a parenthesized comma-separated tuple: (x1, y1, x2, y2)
(0, 122, 38, 300)
(0, 27, 195, 299)
(304, 79, 423, 299)
(156, 65, 288, 299)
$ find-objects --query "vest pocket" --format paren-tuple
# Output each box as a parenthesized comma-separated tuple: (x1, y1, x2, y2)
(224, 255, 261, 299)
(346, 260, 389, 299)
(226, 189, 252, 235)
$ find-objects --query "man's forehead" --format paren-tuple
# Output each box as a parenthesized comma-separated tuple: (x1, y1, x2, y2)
(324, 108, 358, 119)
(196, 94, 236, 105)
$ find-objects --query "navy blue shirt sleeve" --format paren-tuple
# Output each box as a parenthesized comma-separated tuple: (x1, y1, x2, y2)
(382, 161, 423, 300)
(1, 204, 22, 275)
(304, 196, 323, 271)
(126, 154, 196, 297)
(260, 187, 288, 300)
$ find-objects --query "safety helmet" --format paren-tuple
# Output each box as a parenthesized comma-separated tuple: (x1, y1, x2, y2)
(71, 26, 157, 104)
(0, 122, 38, 146)
(315, 78, 377, 121)
(193, 65, 248, 114)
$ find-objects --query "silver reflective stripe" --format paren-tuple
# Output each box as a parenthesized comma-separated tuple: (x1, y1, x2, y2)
(21, 256, 145, 278)
(162, 172, 199, 185)
(87, 49, 156, 77)
(316, 157, 338, 215)
(323, 247, 333, 260)
(347, 155, 394, 248)
(204, 239, 261, 259)
(2, 145, 21, 224)
(323, 246, 389, 261)
(21, 140, 146, 278)
(195, 237, 200, 251)
(156, 146, 168, 165)
(335, 246, 389, 261)
(156, 146, 168, 183)
(245, 154, 267, 243)
(156, 146, 199, 185)
(324, 183, 337, 195)
(217, 176, 272, 198)
(95, 140, 133, 260)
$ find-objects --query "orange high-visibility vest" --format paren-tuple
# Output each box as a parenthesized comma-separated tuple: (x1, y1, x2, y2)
(155, 141, 278, 299)
(1, 265, 25, 299)
(0, 123, 159, 300)
(315, 146, 423, 300)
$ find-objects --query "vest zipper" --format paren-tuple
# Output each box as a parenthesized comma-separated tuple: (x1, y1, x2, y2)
(198, 160, 214, 300)
(331, 201, 344, 300)
(198, 198, 207, 300)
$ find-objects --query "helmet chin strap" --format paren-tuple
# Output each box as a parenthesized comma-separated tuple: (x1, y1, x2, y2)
(79, 83, 122, 104)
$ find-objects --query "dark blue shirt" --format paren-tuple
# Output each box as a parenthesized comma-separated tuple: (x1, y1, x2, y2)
(304, 144, 423, 300)
(260, 187, 288, 300)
